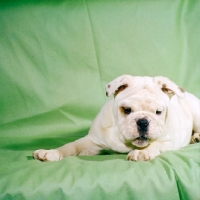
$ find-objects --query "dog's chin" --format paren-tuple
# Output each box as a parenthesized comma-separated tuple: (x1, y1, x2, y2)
(132, 137, 149, 148)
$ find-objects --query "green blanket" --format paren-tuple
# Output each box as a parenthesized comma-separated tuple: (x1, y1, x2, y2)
(0, 0, 199, 199)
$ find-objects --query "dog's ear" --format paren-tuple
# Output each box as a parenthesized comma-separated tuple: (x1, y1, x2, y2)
(105, 75, 135, 97)
(154, 76, 185, 98)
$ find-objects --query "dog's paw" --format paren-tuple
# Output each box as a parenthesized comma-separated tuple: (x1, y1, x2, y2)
(190, 133, 200, 144)
(126, 149, 159, 161)
(33, 149, 63, 162)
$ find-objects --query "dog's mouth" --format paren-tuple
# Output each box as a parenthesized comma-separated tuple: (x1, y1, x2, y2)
(132, 136, 149, 147)
(136, 135, 148, 141)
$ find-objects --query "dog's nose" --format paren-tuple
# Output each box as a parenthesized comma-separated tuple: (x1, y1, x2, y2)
(136, 118, 149, 131)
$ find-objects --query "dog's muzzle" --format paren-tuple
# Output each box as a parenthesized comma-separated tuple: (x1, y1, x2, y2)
(134, 118, 149, 146)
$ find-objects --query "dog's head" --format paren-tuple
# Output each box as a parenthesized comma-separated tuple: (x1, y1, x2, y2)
(106, 75, 185, 148)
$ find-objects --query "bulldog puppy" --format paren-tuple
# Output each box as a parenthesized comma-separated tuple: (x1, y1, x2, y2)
(33, 75, 200, 161)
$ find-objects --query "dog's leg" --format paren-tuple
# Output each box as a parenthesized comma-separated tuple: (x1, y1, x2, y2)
(191, 133, 200, 143)
(33, 135, 102, 162)
(190, 104, 200, 143)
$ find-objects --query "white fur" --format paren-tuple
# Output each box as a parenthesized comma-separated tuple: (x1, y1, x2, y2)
(33, 75, 200, 161)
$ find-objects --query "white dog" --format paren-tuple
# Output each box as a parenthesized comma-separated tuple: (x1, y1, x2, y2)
(33, 75, 200, 161)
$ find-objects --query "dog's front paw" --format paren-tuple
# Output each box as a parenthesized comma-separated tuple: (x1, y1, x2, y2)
(33, 149, 63, 162)
(126, 149, 159, 161)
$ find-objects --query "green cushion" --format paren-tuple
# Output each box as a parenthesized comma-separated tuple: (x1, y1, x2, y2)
(0, 0, 199, 199)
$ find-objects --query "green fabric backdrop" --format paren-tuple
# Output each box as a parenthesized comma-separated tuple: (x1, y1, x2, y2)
(0, 0, 199, 199)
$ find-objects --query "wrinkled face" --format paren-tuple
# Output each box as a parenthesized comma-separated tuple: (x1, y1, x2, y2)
(114, 87, 168, 148)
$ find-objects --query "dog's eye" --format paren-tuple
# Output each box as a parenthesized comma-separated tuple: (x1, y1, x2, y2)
(122, 107, 132, 115)
(156, 110, 162, 115)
